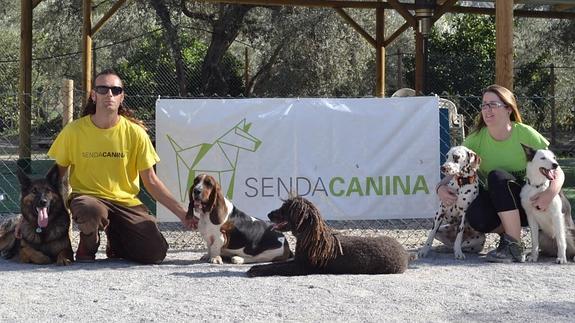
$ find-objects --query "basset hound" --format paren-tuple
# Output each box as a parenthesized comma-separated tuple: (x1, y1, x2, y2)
(187, 174, 292, 264)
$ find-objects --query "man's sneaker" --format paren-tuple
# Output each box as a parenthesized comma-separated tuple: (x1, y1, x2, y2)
(75, 232, 99, 263)
(485, 234, 525, 263)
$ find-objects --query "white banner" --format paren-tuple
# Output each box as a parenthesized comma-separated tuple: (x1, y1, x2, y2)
(156, 97, 440, 221)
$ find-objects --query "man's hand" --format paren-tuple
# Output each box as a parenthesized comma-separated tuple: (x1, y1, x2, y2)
(180, 214, 198, 230)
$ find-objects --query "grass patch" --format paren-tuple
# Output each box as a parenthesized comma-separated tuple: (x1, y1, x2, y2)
(560, 158, 575, 219)
(564, 188, 575, 202)
(560, 157, 575, 188)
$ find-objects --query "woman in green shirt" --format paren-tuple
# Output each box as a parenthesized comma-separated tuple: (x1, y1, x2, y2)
(437, 85, 565, 263)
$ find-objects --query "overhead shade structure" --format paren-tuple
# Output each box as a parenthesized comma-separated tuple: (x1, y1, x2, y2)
(187, 0, 575, 96)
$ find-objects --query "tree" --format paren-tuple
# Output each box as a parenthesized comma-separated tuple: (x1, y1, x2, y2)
(148, 0, 188, 96)
(405, 14, 496, 96)
(245, 7, 387, 97)
(513, 17, 575, 131)
(181, 1, 254, 95)
(115, 29, 244, 120)
(514, 53, 553, 129)
(169, 4, 397, 97)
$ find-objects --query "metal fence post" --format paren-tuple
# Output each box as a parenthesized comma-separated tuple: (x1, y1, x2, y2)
(550, 64, 556, 146)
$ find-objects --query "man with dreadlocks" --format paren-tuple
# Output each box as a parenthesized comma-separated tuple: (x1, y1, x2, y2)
(46, 69, 196, 264)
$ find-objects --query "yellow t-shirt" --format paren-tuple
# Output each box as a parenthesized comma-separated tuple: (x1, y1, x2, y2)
(48, 115, 159, 206)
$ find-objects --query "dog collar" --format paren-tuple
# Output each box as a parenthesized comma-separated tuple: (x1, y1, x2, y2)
(456, 175, 477, 186)
(525, 177, 544, 189)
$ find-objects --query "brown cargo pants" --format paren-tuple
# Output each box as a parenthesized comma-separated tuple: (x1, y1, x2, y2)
(69, 194, 168, 264)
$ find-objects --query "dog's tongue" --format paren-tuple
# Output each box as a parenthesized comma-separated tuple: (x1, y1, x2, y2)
(271, 221, 288, 231)
(541, 168, 558, 181)
(37, 207, 48, 228)
(548, 169, 557, 180)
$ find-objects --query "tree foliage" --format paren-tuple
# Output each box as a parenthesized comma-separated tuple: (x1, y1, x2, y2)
(405, 14, 496, 96)
(116, 30, 243, 121)
(0, 1, 573, 131)
(515, 53, 553, 129)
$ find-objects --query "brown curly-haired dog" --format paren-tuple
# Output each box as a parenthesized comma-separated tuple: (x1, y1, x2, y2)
(247, 196, 411, 277)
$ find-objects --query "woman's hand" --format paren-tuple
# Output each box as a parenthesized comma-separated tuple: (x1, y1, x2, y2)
(529, 189, 555, 212)
(530, 166, 565, 212)
(437, 185, 457, 206)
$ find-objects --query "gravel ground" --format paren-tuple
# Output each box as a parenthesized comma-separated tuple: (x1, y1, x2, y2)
(1, 240, 574, 322)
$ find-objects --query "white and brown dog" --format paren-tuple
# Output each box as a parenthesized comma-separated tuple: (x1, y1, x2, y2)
(419, 146, 485, 260)
(187, 174, 292, 264)
(520, 145, 574, 264)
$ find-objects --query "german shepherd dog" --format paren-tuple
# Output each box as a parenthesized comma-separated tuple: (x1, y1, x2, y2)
(0, 165, 73, 265)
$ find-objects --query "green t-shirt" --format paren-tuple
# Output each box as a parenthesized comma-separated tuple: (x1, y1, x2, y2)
(463, 122, 548, 185)
(48, 115, 160, 206)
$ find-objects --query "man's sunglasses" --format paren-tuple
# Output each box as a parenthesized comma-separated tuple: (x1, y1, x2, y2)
(94, 85, 124, 96)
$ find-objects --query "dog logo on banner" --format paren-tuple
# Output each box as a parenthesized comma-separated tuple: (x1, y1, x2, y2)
(167, 119, 262, 201)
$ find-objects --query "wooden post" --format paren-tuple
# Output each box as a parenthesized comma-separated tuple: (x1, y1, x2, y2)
(62, 79, 74, 126)
(82, 0, 93, 106)
(495, 0, 514, 90)
(18, 0, 33, 173)
(375, 7, 385, 97)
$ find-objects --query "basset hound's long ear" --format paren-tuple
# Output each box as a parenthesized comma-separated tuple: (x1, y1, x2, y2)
(207, 181, 227, 225)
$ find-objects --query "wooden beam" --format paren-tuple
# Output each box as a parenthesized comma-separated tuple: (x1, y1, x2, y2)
(32, 0, 43, 9)
(19, 0, 33, 171)
(383, 21, 409, 48)
(82, 0, 93, 106)
(432, 0, 459, 23)
(386, 0, 416, 28)
(92, 0, 129, 35)
(554, 4, 575, 11)
(335, 8, 376, 47)
(495, 0, 514, 90)
(375, 7, 385, 97)
(448, 5, 575, 19)
(195, 0, 386, 9)
(194, 0, 575, 19)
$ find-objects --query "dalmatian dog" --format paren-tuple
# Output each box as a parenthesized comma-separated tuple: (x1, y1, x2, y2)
(419, 146, 485, 260)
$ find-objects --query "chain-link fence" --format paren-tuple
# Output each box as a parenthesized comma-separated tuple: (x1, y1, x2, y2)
(1, 5, 574, 253)
(1, 87, 573, 250)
